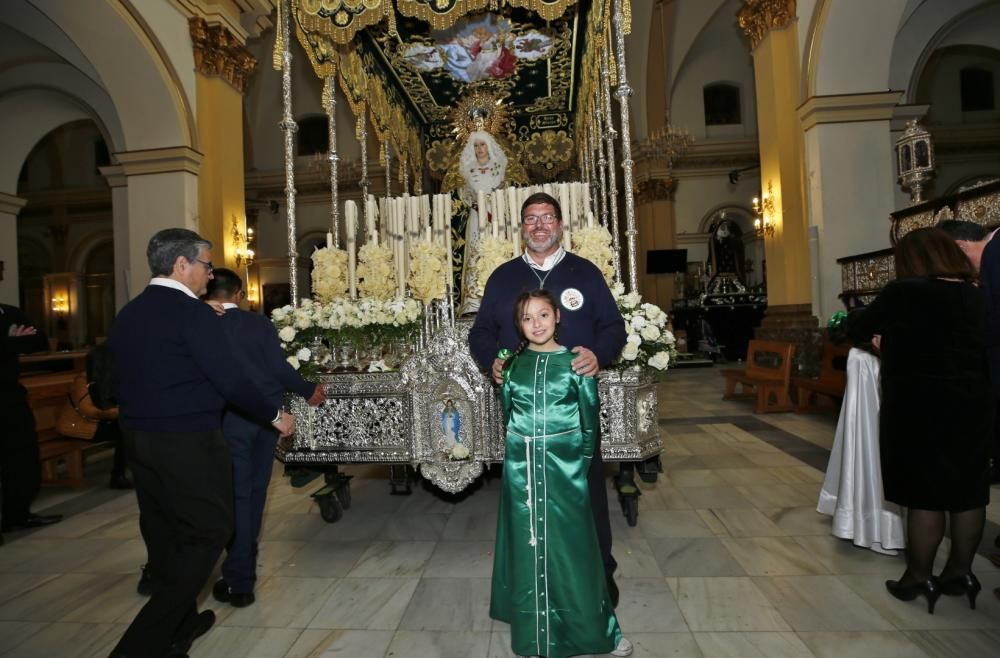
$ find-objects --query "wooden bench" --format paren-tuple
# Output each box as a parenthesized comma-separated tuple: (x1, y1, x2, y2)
(21, 372, 92, 488)
(792, 341, 851, 413)
(721, 340, 796, 413)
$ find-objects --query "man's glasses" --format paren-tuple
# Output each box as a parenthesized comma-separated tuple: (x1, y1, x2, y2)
(522, 214, 559, 226)
(194, 258, 214, 273)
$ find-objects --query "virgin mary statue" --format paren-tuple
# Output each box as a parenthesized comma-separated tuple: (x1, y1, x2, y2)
(442, 129, 527, 314)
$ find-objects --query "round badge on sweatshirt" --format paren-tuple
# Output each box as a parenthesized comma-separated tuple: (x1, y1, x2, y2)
(560, 288, 585, 311)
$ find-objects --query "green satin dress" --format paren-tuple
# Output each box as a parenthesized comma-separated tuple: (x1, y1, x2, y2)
(490, 347, 622, 658)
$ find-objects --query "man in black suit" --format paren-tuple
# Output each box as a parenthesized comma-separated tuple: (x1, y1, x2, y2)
(108, 229, 295, 658)
(205, 268, 323, 608)
(0, 304, 63, 537)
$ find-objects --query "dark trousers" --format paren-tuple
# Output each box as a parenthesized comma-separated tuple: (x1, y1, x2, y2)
(993, 403, 1000, 483)
(0, 389, 41, 526)
(221, 415, 278, 592)
(113, 428, 233, 657)
(93, 420, 128, 478)
(587, 429, 617, 578)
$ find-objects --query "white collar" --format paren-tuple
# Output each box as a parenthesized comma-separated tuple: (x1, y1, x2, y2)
(221, 302, 239, 310)
(149, 277, 198, 299)
(522, 247, 566, 272)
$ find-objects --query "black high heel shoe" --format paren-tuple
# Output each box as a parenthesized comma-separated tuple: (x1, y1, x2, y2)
(938, 573, 982, 610)
(885, 577, 942, 614)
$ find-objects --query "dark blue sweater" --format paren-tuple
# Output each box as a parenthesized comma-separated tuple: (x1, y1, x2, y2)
(109, 285, 281, 432)
(468, 252, 626, 370)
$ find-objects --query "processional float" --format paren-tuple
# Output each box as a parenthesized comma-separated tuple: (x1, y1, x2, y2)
(269, 0, 669, 526)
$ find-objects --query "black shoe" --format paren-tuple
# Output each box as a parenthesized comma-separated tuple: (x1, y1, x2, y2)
(607, 575, 620, 609)
(167, 610, 214, 657)
(109, 474, 134, 490)
(886, 577, 941, 614)
(212, 578, 255, 608)
(938, 573, 982, 610)
(1, 513, 63, 531)
(137, 565, 160, 596)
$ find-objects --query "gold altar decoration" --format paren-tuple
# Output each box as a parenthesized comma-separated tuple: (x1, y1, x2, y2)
(189, 18, 257, 94)
(737, 0, 797, 50)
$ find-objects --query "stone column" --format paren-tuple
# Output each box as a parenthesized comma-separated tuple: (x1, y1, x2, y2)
(799, 92, 901, 321)
(738, 0, 816, 332)
(0, 192, 28, 305)
(101, 147, 203, 303)
(189, 17, 256, 268)
(635, 176, 677, 309)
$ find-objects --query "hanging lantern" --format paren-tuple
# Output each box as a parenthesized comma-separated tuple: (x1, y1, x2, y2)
(895, 119, 935, 204)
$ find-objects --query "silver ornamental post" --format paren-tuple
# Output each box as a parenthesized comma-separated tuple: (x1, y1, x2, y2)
(326, 75, 340, 247)
(613, 0, 639, 293)
(279, 0, 298, 304)
(601, 44, 622, 283)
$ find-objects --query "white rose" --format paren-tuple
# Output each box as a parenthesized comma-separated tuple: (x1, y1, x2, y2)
(648, 351, 671, 370)
(621, 343, 639, 361)
(622, 292, 642, 309)
(286, 356, 300, 370)
(296, 347, 311, 362)
(278, 326, 297, 342)
(294, 315, 312, 330)
(661, 329, 676, 345)
(626, 333, 642, 345)
(640, 324, 661, 341)
(630, 315, 646, 330)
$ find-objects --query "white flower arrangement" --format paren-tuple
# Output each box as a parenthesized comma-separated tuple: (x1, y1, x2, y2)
(473, 236, 515, 296)
(311, 247, 348, 303)
(571, 226, 616, 287)
(271, 297, 422, 376)
(407, 239, 449, 304)
(450, 443, 470, 460)
(612, 283, 677, 371)
(356, 242, 397, 300)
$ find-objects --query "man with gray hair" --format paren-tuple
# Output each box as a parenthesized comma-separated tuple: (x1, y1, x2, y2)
(108, 228, 295, 658)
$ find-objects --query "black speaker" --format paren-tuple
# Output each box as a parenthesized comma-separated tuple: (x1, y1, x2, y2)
(646, 249, 688, 274)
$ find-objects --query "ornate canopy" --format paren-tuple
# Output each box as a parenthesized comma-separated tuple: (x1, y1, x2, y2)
(286, 0, 623, 183)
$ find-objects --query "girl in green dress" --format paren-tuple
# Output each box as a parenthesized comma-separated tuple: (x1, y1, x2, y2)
(490, 289, 632, 658)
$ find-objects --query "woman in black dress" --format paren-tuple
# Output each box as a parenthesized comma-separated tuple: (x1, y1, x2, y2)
(848, 227, 992, 613)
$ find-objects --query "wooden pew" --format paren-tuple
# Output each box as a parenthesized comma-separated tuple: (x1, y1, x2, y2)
(21, 372, 92, 488)
(792, 341, 851, 413)
(721, 340, 796, 413)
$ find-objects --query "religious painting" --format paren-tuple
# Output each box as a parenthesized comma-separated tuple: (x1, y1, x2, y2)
(401, 14, 553, 84)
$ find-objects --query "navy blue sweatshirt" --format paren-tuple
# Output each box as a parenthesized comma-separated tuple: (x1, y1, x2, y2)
(468, 252, 626, 370)
(220, 307, 315, 402)
(109, 285, 281, 432)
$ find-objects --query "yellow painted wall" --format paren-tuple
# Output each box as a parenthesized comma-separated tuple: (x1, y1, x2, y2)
(196, 74, 246, 268)
(752, 24, 811, 307)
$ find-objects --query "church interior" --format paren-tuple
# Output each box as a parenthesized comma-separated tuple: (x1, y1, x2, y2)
(2, 0, 1000, 656)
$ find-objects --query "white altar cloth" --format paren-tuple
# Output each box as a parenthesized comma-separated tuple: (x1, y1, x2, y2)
(816, 348, 905, 555)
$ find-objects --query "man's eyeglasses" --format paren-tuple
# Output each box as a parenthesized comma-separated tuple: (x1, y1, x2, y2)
(522, 214, 559, 226)
(194, 259, 214, 273)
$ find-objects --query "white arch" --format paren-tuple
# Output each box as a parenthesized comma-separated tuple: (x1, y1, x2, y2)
(3, 0, 197, 151)
(0, 88, 93, 193)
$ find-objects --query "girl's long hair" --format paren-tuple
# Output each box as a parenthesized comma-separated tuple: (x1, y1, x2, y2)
(895, 227, 978, 281)
(501, 288, 560, 376)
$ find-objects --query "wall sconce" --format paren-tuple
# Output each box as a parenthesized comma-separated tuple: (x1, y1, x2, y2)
(232, 214, 255, 269)
(51, 293, 69, 315)
(752, 182, 776, 238)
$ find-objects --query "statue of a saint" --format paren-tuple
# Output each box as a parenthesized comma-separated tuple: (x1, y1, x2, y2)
(705, 218, 747, 296)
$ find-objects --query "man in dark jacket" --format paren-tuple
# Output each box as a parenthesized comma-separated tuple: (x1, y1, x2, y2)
(108, 229, 295, 658)
(205, 268, 323, 608)
(469, 192, 626, 606)
(0, 304, 63, 537)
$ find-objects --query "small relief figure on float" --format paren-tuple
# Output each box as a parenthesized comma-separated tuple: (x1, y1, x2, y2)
(440, 398, 469, 459)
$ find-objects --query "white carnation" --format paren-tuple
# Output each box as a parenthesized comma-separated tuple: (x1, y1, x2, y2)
(626, 333, 642, 345)
(648, 351, 671, 370)
(296, 347, 311, 362)
(630, 315, 646, 330)
(286, 356, 300, 370)
(278, 326, 297, 342)
(622, 343, 639, 361)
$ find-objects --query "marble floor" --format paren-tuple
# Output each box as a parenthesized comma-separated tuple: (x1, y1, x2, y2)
(3, 367, 1000, 657)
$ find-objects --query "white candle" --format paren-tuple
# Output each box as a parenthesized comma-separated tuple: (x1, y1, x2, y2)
(543, 183, 552, 196)
(397, 201, 406, 297)
(569, 183, 579, 230)
(421, 194, 431, 231)
(346, 201, 357, 299)
(326, 231, 333, 249)
(477, 190, 488, 235)
(444, 207, 453, 293)
(512, 219, 520, 256)
(587, 210, 594, 228)
(507, 187, 518, 239)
